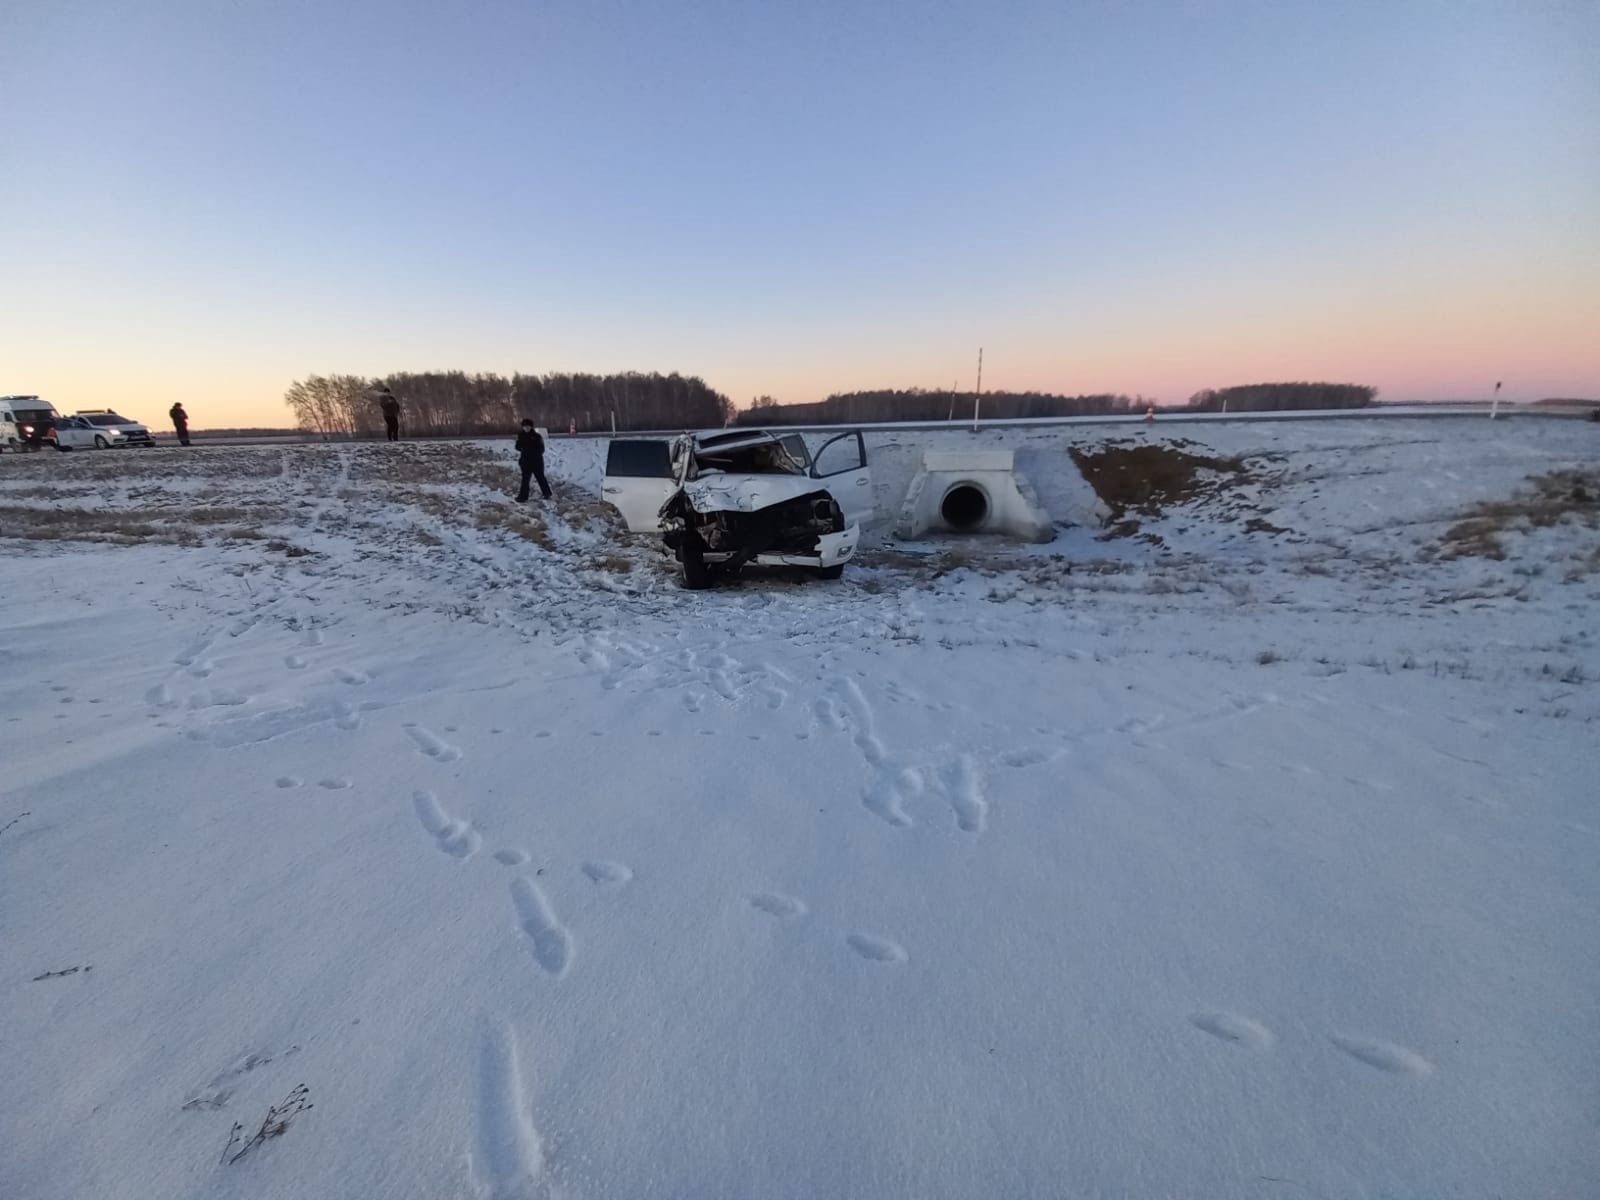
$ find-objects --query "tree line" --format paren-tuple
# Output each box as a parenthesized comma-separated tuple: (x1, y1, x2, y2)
(284, 371, 734, 437)
(732, 388, 1147, 427)
(1185, 382, 1376, 412)
(284, 372, 1380, 437)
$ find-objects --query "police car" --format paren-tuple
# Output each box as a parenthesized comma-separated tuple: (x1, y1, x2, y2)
(70, 410, 157, 448)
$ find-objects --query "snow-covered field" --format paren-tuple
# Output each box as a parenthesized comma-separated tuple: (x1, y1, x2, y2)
(2, 416, 1597, 1199)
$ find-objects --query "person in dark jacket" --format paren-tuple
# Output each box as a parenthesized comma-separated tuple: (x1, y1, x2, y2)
(514, 419, 552, 502)
(375, 387, 400, 441)
(169, 402, 191, 446)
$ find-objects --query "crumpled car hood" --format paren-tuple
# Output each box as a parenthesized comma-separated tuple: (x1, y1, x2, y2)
(675, 473, 831, 514)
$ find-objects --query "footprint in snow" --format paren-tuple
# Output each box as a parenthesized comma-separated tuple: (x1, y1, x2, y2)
(275, 776, 303, 789)
(412, 790, 482, 860)
(581, 861, 633, 886)
(846, 933, 907, 964)
(494, 848, 531, 867)
(510, 878, 572, 977)
(749, 893, 807, 919)
(404, 723, 462, 762)
(1330, 1034, 1433, 1076)
(1001, 748, 1052, 769)
(318, 777, 352, 790)
(1188, 1011, 1275, 1051)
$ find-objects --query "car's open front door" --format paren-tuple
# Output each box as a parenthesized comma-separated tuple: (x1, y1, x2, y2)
(601, 439, 677, 532)
(810, 431, 873, 528)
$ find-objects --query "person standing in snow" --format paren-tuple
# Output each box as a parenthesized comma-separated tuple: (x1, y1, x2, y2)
(376, 386, 401, 442)
(514, 419, 552, 502)
(169, 402, 191, 447)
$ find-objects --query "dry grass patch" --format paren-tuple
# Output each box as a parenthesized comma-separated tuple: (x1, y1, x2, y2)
(349, 443, 516, 491)
(0, 484, 102, 501)
(1438, 470, 1599, 563)
(0, 505, 203, 546)
(473, 502, 554, 549)
(559, 497, 629, 538)
(595, 554, 634, 574)
(389, 488, 461, 523)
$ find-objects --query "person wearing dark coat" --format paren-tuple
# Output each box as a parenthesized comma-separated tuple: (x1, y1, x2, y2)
(169, 402, 191, 446)
(376, 388, 400, 441)
(514, 420, 552, 502)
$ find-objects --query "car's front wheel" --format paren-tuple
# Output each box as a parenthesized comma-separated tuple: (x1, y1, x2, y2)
(816, 564, 845, 580)
(94, 436, 108, 449)
(681, 534, 713, 590)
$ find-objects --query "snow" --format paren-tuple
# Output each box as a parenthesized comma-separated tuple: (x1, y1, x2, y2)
(2, 415, 1597, 1199)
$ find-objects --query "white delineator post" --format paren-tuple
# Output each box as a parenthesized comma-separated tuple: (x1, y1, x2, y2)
(1490, 380, 1502, 420)
(972, 347, 983, 432)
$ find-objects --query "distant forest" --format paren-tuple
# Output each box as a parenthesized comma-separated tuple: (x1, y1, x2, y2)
(284, 372, 1381, 438)
(284, 371, 733, 437)
(732, 388, 1146, 427)
(1185, 383, 1376, 412)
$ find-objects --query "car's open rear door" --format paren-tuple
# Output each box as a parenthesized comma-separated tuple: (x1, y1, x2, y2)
(601, 439, 677, 532)
(810, 431, 873, 528)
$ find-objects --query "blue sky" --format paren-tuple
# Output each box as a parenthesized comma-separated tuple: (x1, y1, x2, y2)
(3, 0, 1595, 425)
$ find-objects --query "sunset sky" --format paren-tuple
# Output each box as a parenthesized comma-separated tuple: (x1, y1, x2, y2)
(3, 0, 1596, 428)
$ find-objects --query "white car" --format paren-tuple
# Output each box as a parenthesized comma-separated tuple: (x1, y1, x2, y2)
(602, 429, 874, 588)
(48, 415, 124, 450)
(73, 410, 156, 447)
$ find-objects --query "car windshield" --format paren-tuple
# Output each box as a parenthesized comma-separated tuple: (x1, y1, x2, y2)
(84, 414, 131, 426)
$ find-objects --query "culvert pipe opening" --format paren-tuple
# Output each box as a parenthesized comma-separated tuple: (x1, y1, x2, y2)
(940, 483, 989, 530)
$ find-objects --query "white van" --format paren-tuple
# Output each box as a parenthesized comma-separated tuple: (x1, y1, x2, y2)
(1, 396, 61, 451)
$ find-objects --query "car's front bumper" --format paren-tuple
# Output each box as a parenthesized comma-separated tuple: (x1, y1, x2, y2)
(752, 524, 859, 569)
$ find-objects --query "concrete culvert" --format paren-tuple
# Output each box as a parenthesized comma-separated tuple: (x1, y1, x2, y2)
(896, 450, 1057, 543)
(940, 483, 989, 530)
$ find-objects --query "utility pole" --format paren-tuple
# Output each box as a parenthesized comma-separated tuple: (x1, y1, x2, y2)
(947, 380, 958, 423)
(971, 347, 983, 432)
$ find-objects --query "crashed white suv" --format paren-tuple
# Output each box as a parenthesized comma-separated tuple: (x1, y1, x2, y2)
(602, 429, 873, 588)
